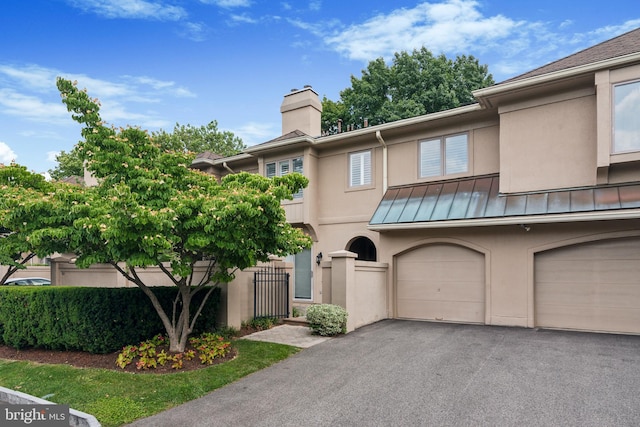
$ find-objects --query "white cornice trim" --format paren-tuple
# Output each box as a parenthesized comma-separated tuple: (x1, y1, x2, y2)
(474, 52, 640, 103)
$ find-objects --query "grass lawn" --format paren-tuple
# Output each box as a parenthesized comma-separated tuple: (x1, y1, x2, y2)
(0, 339, 299, 427)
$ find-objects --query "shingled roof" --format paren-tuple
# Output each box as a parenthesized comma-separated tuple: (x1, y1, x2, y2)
(503, 27, 640, 83)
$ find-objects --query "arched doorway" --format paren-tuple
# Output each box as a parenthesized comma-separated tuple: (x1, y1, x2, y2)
(348, 237, 377, 261)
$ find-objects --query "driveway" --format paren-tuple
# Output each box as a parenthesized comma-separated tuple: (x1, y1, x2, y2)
(128, 320, 640, 426)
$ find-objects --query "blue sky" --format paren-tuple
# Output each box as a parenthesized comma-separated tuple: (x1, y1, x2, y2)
(1, 0, 639, 176)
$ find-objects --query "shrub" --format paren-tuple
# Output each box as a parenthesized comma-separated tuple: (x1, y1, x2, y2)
(115, 332, 231, 370)
(305, 304, 347, 336)
(242, 317, 279, 332)
(0, 286, 221, 353)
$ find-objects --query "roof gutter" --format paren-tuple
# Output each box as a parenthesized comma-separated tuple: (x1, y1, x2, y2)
(368, 209, 640, 231)
(376, 130, 388, 194)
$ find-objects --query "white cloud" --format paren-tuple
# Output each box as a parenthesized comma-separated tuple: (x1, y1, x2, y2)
(66, 0, 187, 21)
(47, 151, 60, 162)
(179, 22, 209, 42)
(323, 0, 519, 62)
(0, 142, 17, 164)
(0, 89, 70, 124)
(199, 0, 251, 7)
(309, 1, 321, 11)
(232, 122, 279, 146)
(0, 64, 195, 130)
(231, 14, 258, 24)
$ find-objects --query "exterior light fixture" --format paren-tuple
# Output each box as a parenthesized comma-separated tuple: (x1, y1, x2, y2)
(316, 252, 323, 265)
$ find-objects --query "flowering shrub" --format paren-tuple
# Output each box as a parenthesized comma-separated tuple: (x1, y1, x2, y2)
(115, 333, 231, 370)
(305, 304, 348, 336)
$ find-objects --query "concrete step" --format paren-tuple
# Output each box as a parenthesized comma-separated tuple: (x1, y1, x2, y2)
(282, 316, 309, 326)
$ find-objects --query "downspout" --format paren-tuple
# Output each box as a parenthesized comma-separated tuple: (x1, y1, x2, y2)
(376, 130, 388, 193)
(222, 162, 234, 174)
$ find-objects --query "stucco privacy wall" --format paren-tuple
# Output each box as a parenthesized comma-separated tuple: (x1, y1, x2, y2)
(329, 250, 388, 332)
(51, 260, 219, 287)
(0, 265, 50, 280)
(48, 258, 293, 329)
(379, 219, 640, 328)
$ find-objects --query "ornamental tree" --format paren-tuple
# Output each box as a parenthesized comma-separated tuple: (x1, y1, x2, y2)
(0, 78, 311, 352)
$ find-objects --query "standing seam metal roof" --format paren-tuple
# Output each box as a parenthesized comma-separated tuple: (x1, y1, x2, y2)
(369, 174, 640, 225)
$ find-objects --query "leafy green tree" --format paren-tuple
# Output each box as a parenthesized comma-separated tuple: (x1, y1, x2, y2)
(322, 48, 494, 133)
(0, 163, 61, 284)
(48, 146, 84, 181)
(0, 79, 310, 352)
(48, 121, 244, 180)
(152, 121, 245, 157)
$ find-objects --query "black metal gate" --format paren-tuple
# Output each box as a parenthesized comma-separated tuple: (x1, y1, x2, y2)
(253, 265, 290, 319)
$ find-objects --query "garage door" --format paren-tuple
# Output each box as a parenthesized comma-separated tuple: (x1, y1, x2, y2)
(535, 237, 640, 334)
(396, 244, 485, 323)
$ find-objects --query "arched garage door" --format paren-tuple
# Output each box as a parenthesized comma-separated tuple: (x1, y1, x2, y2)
(535, 237, 640, 334)
(396, 244, 485, 323)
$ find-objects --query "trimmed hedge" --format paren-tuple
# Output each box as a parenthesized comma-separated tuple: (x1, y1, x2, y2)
(0, 286, 220, 354)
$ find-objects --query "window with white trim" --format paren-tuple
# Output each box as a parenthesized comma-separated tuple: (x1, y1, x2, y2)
(420, 133, 468, 178)
(613, 80, 640, 153)
(349, 150, 372, 187)
(266, 157, 303, 198)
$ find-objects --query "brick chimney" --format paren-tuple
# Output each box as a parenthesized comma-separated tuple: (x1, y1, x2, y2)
(280, 85, 322, 136)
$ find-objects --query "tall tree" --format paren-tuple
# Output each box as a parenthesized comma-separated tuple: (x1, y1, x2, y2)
(49, 147, 84, 181)
(0, 79, 310, 352)
(49, 121, 244, 180)
(151, 121, 245, 157)
(322, 48, 494, 133)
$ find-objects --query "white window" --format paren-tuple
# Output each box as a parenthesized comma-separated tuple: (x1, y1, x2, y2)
(349, 150, 372, 187)
(420, 133, 468, 178)
(266, 157, 304, 198)
(613, 80, 640, 153)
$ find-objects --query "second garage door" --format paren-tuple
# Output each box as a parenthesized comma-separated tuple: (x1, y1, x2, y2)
(396, 244, 485, 323)
(535, 237, 640, 334)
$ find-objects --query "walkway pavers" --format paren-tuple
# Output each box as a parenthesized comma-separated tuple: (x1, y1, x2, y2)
(241, 324, 331, 348)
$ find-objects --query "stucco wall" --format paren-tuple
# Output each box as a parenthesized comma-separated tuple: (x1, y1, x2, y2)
(378, 219, 640, 328)
(499, 90, 597, 193)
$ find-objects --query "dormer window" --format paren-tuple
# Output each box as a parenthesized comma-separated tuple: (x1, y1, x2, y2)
(613, 80, 640, 153)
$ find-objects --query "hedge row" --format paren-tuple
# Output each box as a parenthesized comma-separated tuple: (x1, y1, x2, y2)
(0, 286, 220, 354)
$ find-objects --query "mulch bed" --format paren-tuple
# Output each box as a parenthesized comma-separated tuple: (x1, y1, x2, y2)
(0, 326, 262, 374)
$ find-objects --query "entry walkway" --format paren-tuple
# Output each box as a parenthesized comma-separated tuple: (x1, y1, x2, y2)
(241, 324, 331, 348)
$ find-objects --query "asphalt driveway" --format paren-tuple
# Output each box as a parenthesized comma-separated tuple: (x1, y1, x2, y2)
(128, 320, 640, 426)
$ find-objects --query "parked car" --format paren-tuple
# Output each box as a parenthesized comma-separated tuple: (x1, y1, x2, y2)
(3, 277, 51, 286)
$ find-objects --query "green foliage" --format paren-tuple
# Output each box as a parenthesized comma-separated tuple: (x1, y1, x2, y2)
(115, 332, 230, 370)
(305, 304, 348, 336)
(152, 120, 245, 157)
(48, 146, 84, 181)
(321, 48, 494, 133)
(0, 340, 299, 427)
(292, 306, 303, 318)
(242, 317, 280, 331)
(0, 286, 220, 353)
(0, 78, 311, 353)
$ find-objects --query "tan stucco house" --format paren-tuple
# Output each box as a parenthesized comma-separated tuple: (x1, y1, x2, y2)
(192, 28, 640, 335)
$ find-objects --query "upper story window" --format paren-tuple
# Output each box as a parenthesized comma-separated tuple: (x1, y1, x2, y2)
(420, 133, 468, 178)
(349, 150, 372, 187)
(613, 80, 640, 153)
(266, 157, 303, 198)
